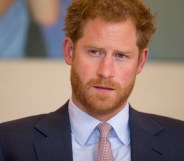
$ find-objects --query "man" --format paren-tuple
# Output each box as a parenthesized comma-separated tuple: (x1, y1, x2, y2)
(0, 0, 184, 160)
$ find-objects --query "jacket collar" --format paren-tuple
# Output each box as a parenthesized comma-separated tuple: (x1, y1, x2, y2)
(129, 106, 168, 161)
(33, 101, 73, 161)
(32, 101, 168, 161)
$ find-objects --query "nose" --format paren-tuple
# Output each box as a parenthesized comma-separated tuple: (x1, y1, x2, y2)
(97, 57, 114, 79)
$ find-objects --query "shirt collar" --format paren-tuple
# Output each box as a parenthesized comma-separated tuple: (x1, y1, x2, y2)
(68, 99, 101, 146)
(107, 103, 130, 145)
(68, 99, 130, 146)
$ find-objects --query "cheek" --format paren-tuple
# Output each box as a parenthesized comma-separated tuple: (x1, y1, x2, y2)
(73, 58, 97, 83)
(116, 66, 137, 86)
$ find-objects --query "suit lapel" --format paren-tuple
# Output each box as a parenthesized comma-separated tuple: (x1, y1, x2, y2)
(129, 107, 168, 161)
(33, 101, 73, 161)
(31, 102, 169, 161)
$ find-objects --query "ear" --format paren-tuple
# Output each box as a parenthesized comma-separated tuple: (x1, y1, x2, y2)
(62, 37, 74, 65)
(136, 48, 149, 75)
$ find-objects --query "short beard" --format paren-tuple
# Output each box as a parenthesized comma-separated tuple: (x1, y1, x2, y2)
(70, 65, 135, 116)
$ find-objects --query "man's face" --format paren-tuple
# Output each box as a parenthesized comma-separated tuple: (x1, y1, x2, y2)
(63, 17, 148, 120)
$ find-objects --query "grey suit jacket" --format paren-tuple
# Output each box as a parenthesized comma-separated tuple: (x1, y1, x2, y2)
(0, 101, 184, 161)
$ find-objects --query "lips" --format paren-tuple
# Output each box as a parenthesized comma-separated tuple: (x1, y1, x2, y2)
(93, 86, 114, 91)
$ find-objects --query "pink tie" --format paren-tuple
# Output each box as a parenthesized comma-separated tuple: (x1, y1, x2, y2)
(97, 123, 115, 161)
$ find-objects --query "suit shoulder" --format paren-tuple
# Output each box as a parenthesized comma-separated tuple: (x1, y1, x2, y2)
(139, 110, 184, 128)
(0, 103, 68, 132)
(147, 113, 183, 125)
(0, 113, 47, 131)
(130, 107, 184, 130)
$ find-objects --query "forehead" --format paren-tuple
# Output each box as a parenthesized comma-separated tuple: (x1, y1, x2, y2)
(77, 17, 138, 50)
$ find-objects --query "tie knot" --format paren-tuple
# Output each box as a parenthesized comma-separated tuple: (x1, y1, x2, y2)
(97, 123, 112, 138)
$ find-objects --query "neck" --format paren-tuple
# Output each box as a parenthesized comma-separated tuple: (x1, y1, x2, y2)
(71, 96, 127, 122)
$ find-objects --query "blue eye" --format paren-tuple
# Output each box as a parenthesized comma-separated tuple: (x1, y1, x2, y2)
(89, 50, 102, 57)
(116, 53, 125, 59)
(90, 50, 98, 54)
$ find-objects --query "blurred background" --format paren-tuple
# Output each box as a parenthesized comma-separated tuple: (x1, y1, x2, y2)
(0, 0, 71, 58)
(0, 0, 184, 122)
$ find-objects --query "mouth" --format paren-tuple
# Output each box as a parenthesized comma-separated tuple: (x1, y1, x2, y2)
(93, 86, 115, 93)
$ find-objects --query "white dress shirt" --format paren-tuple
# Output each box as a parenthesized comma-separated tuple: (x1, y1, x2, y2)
(68, 99, 131, 161)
